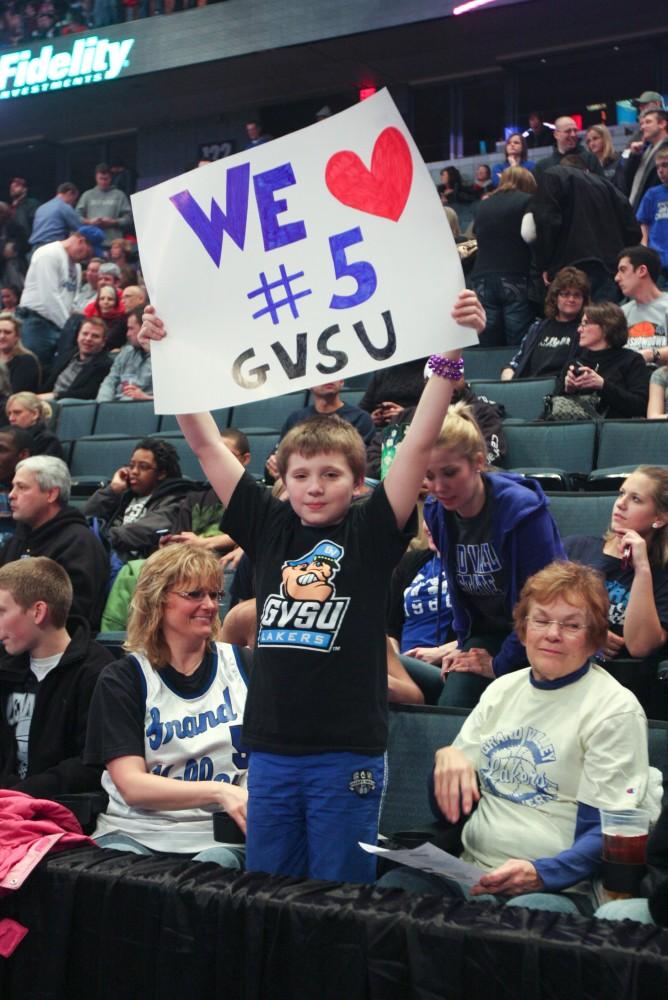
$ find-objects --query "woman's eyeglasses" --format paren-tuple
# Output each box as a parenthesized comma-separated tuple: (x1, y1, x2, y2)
(171, 589, 224, 603)
(525, 616, 588, 636)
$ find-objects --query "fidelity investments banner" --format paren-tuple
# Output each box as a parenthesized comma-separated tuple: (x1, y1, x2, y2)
(0, 35, 134, 99)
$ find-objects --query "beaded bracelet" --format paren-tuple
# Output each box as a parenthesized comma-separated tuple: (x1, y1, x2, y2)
(427, 354, 464, 380)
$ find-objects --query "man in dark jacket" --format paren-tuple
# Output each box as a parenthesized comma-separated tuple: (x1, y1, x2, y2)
(83, 437, 197, 560)
(40, 316, 112, 401)
(0, 456, 109, 629)
(0, 556, 112, 797)
(531, 156, 642, 302)
(533, 117, 603, 181)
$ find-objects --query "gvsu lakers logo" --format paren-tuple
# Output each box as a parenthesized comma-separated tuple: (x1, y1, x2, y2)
(258, 541, 350, 652)
(479, 726, 558, 808)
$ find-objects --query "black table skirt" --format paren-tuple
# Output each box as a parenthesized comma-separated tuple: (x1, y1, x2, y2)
(2, 847, 668, 1000)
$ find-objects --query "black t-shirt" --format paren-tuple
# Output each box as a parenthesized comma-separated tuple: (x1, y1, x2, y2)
(526, 318, 579, 378)
(564, 535, 668, 651)
(85, 651, 213, 765)
(222, 473, 415, 755)
(447, 479, 509, 634)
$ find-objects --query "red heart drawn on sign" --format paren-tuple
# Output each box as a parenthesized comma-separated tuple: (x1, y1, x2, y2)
(325, 126, 413, 222)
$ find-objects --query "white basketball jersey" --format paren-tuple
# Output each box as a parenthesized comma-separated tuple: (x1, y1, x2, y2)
(96, 642, 248, 853)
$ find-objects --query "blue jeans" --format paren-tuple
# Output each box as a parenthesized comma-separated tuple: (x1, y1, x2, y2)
(247, 750, 386, 883)
(399, 655, 444, 705)
(18, 310, 61, 367)
(377, 866, 580, 914)
(94, 831, 245, 869)
(473, 274, 534, 347)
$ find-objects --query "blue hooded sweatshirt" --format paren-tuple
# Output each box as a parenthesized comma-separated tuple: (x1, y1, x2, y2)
(424, 471, 565, 677)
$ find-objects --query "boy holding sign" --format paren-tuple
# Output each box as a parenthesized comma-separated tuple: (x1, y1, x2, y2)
(140, 290, 484, 883)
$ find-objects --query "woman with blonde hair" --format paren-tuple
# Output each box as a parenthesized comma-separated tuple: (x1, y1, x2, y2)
(471, 165, 538, 346)
(421, 401, 564, 707)
(6, 391, 63, 458)
(0, 312, 40, 392)
(564, 465, 668, 660)
(585, 124, 619, 181)
(84, 544, 248, 866)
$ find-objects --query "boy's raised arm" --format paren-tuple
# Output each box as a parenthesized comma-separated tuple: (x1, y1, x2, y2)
(383, 289, 484, 530)
(140, 307, 244, 506)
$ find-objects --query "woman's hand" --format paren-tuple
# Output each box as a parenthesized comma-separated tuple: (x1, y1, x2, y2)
(573, 365, 603, 391)
(379, 401, 404, 422)
(601, 629, 625, 660)
(139, 305, 166, 351)
(451, 289, 486, 335)
(470, 859, 543, 897)
(214, 783, 248, 834)
(618, 528, 651, 573)
(441, 647, 495, 679)
(565, 365, 603, 393)
(405, 640, 456, 665)
(433, 746, 479, 823)
(219, 546, 244, 570)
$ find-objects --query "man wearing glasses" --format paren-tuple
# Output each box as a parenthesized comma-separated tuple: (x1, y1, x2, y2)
(84, 438, 196, 564)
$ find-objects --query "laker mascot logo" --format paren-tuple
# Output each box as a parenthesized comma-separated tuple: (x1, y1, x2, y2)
(258, 540, 350, 651)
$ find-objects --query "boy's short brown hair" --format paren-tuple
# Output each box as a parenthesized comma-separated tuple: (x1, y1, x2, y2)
(275, 415, 366, 483)
(0, 556, 72, 628)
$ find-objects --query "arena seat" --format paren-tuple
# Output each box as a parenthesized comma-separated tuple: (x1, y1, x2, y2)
(230, 392, 308, 432)
(588, 419, 668, 490)
(503, 420, 597, 489)
(245, 431, 281, 479)
(468, 377, 555, 422)
(461, 346, 516, 381)
(382, 705, 668, 838)
(147, 434, 205, 481)
(159, 408, 231, 433)
(546, 491, 616, 539)
(94, 401, 160, 437)
(69, 435, 142, 483)
(54, 399, 97, 440)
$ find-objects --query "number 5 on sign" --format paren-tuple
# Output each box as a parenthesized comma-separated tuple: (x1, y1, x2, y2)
(131, 89, 474, 414)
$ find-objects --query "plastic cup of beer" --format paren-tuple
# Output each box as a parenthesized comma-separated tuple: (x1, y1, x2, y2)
(600, 808, 650, 900)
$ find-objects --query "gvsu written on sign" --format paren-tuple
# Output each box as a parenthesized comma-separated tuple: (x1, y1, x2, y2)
(131, 89, 473, 414)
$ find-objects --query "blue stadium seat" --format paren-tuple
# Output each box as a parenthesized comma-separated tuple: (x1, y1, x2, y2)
(55, 400, 97, 440)
(246, 431, 281, 479)
(503, 420, 597, 490)
(462, 346, 517, 381)
(469, 377, 555, 422)
(230, 392, 308, 432)
(70, 435, 142, 481)
(94, 401, 160, 436)
(588, 420, 668, 490)
(546, 492, 617, 539)
(159, 408, 231, 432)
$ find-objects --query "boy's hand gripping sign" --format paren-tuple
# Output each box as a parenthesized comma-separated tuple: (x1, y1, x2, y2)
(131, 89, 476, 413)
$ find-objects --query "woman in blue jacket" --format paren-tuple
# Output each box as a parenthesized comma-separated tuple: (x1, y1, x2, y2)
(491, 132, 536, 187)
(423, 401, 564, 708)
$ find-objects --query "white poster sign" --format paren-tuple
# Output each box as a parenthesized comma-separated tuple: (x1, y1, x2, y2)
(131, 89, 475, 414)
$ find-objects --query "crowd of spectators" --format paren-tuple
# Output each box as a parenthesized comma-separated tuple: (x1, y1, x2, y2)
(1, 92, 668, 934)
(0, 0, 226, 47)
